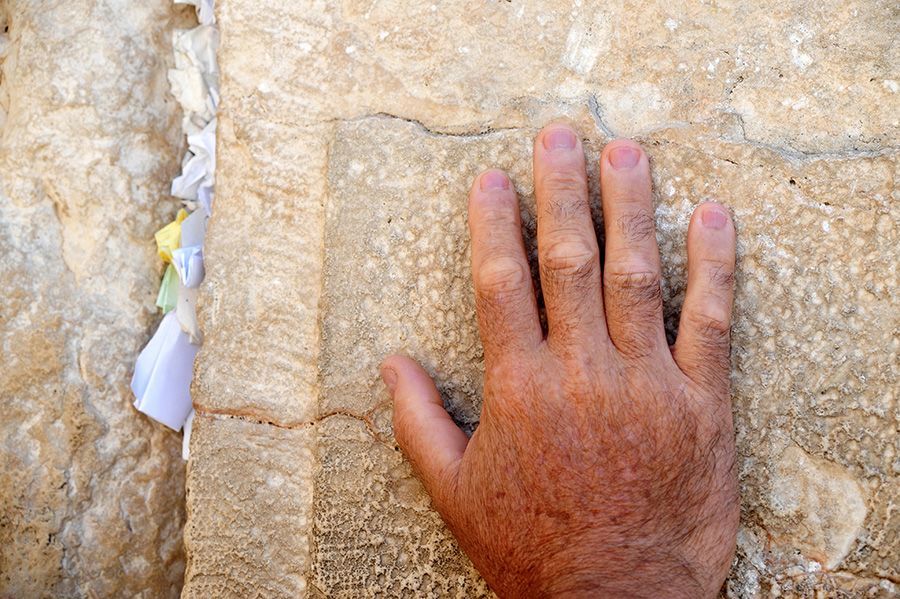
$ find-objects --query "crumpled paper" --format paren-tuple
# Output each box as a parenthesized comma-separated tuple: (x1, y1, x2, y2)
(171, 118, 216, 202)
(132, 311, 200, 431)
(156, 263, 180, 314)
(155, 208, 188, 263)
(169, 25, 219, 133)
(176, 0, 215, 26)
(132, 0, 218, 441)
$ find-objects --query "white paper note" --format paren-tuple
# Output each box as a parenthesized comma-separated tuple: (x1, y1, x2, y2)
(182, 409, 195, 460)
(175, 0, 215, 25)
(132, 312, 199, 431)
(175, 283, 203, 344)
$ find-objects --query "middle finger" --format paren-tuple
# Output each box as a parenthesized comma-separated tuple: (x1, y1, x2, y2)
(532, 123, 609, 351)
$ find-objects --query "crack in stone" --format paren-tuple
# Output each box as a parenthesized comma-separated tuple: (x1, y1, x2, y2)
(328, 112, 525, 139)
(254, 103, 898, 163)
(194, 407, 393, 447)
(196, 407, 363, 429)
(588, 94, 615, 138)
(727, 110, 898, 162)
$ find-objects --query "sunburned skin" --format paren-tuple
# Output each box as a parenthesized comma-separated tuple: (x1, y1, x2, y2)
(381, 123, 739, 598)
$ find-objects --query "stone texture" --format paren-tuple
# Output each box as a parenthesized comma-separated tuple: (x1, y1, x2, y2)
(312, 415, 488, 597)
(183, 414, 315, 597)
(192, 118, 326, 426)
(0, 0, 194, 596)
(188, 0, 898, 597)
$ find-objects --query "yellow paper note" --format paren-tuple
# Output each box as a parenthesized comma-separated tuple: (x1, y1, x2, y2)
(154, 208, 188, 263)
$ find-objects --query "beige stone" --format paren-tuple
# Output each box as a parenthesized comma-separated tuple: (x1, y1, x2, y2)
(768, 446, 868, 569)
(0, 1, 194, 596)
(183, 414, 316, 597)
(189, 0, 898, 596)
(4, 0, 894, 595)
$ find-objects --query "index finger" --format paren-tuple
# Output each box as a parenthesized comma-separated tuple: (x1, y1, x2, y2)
(468, 169, 542, 362)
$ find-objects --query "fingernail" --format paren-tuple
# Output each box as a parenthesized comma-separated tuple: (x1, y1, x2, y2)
(381, 367, 398, 393)
(701, 204, 728, 229)
(543, 127, 577, 151)
(608, 145, 641, 170)
(480, 170, 510, 191)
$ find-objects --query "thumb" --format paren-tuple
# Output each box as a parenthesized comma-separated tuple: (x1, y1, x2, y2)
(381, 354, 467, 507)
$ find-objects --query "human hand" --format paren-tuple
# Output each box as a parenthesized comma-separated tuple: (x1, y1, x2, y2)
(381, 123, 739, 598)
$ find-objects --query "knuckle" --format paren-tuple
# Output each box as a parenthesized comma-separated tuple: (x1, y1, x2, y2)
(604, 268, 663, 310)
(541, 168, 587, 195)
(606, 189, 649, 209)
(540, 236, 599, 279)
(676, 310, 734, 393)
(476, 255, 530, 297)
(704, 261, 736, 290)
(540, 170, 588, 218)
(685, 308, 732, 341)
(616, 210, 657, 243)
(611, 324, 660, 358)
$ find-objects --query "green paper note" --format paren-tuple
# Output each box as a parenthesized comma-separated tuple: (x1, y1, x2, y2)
(155, 264, 179, 314)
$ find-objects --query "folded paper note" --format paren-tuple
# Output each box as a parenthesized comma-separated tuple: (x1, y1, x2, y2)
(132, 311, 199, 431)
(197, 185, 214, 216)
(182, 409, 195, 460)
(175, 0, 215, 26)
(172, 118, 216, 202)
(173, 208, 207, 289)
(155, 208, 188, 263)
(169, 25, 219, 131)
(172, 246, 205, 288)
(156, 263, 180, 314)
(176, 282, 202, 344)
(180, 204, 208, 246)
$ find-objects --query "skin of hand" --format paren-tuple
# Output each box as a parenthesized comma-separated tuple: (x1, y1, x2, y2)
(380, 123, 739, 598)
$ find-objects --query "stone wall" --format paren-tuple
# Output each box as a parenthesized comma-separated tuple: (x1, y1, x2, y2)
(185, 1, 898, 596)
(0, 1, 192, 596)
(1, 0, 895, 597)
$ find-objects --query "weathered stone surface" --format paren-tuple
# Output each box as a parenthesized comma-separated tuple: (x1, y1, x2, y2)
(0, 1, 193, 596)
(192, 118, 326, 426)
(183, 414, 315, 597)
(312, 415, 488, 597)
(189, 0, 898, 596)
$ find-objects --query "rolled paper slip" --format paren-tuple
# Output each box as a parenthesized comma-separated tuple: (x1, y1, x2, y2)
(156, 263, 180, 314)
(176, 283, 202, 345)
(182, 409, 195, 461)
(172, 246, 204, 288)
(155, 208, 188, 263)
(131, 311, 199, 431)
(179, 204, 208, 247)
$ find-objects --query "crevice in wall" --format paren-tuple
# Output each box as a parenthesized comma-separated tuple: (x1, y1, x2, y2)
(0, 1, 11, 137)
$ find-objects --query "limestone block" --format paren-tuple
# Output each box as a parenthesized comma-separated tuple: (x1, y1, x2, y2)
(214, 0, 897, 150)
(0, 1, 194, 596)
(313, 415, 488, 597)
(193, 117, 326, 426)
(188, 0, 899, 596)
(183, 414, 316, 597)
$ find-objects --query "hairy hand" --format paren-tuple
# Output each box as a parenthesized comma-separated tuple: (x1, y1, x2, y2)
(382, 124, 739, 598)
